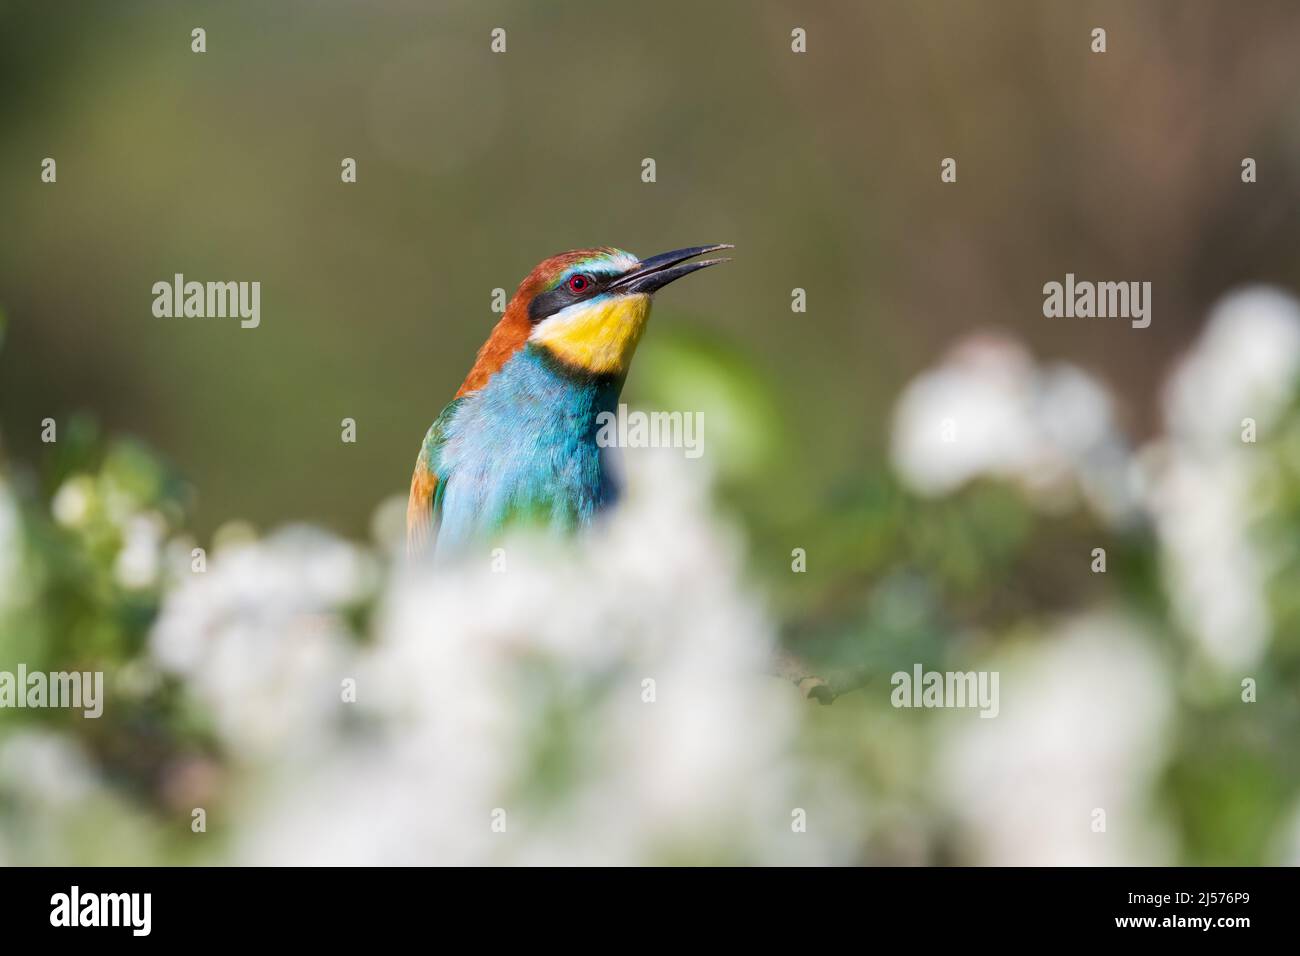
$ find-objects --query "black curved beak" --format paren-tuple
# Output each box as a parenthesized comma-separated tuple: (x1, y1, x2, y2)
(613, 243, 733, 295)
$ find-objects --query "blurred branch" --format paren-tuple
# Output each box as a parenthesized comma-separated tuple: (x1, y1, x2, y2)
(770, 649, 868, 705)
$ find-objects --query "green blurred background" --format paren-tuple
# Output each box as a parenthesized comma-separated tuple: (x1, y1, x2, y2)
(4, 0, 1298, 539)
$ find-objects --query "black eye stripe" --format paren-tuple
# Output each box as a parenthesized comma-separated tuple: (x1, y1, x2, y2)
(528, 271, 614, 323)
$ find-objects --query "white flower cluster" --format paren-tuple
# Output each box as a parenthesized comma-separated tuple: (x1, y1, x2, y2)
(1143, 287, 1300, 671)
(0, 478, 22, 617)
(890, 334, 1137, 524)
(936, 614, 1175, 865)
(150, 527, 375, 762)
(51, 471, 172, 592)
(146, 451, 838, 864)
(891, 287, 1300, 671)
(892, 286, 1300, 862)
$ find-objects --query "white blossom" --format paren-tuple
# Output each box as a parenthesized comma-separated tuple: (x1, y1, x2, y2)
(149, 527, 374, 761)
(890, 334, 1136, 523)
(114, 511, 168, 590)
(0, 479, 21, 614)
(231, 452, 842, 865)
(1142, 286, 1300, 670)
(935, 614, 1175, 865)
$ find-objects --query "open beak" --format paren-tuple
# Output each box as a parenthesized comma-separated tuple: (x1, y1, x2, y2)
(613, 243, 733, 295)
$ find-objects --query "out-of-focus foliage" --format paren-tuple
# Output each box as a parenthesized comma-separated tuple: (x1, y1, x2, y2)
(2, 288, 1299, 865)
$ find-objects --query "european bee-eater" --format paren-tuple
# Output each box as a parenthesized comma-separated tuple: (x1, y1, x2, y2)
(407, 244, 731, 557)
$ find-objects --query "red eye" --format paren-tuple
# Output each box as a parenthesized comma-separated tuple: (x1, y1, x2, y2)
(567, 274, 591, 294)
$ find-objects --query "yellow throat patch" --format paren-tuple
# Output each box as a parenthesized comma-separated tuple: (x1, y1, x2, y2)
(530, 293, 652, 375)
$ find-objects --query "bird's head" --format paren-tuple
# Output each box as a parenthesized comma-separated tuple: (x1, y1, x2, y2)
(524, 244, 731, 376)
(456, 244, 730, 395)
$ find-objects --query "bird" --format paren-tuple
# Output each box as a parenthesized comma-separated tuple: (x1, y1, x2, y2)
(407, 243, 732, 558)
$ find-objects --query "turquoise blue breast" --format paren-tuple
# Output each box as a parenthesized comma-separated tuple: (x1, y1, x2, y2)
(434, 345, 622, 554)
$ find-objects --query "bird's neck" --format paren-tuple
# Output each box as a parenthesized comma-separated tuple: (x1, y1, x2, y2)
(484, 343, 625, 421)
